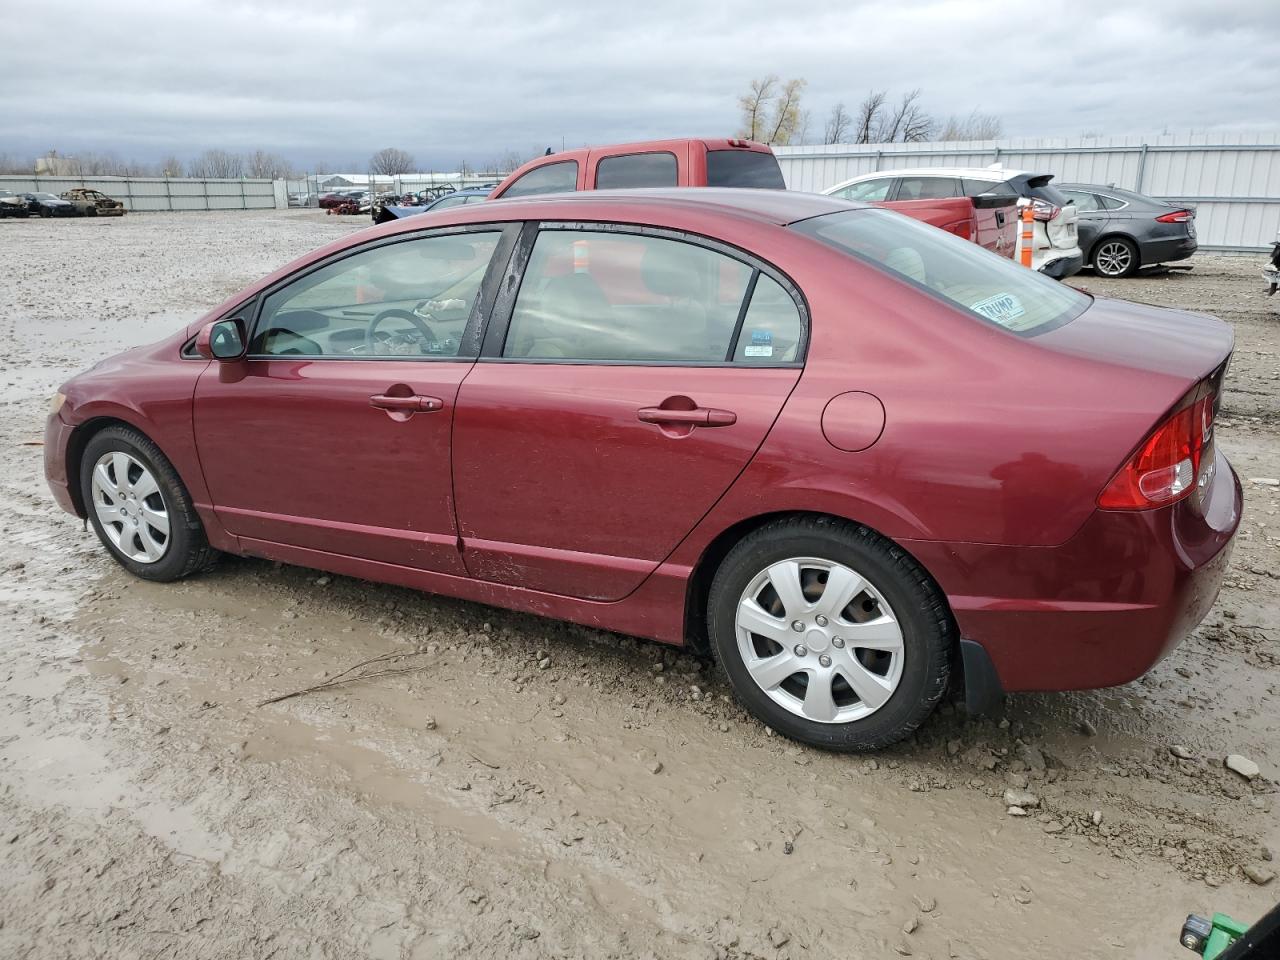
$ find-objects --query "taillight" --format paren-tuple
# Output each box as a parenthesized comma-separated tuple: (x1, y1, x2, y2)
(1156, 210, 1192, 223)
(1098, 385, 1216, 509)
(1030, 198, 1060, 221)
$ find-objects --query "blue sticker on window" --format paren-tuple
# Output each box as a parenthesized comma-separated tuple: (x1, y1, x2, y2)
(750, 329, 773, 345)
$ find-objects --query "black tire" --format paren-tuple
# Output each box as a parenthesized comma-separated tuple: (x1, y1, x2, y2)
(39, 207, 51, 218)
(707, 516, 952, 751)
(79, 425, 218, 582)
(1091, 236, 1139, 278)
(87, 206, 98, 217)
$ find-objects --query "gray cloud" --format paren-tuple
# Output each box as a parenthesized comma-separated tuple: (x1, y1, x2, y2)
(2, 0, 1277, 170)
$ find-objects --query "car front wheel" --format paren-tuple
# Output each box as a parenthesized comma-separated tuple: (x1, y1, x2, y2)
(80, 425, 217, 582)
(708, 516, 952, 751)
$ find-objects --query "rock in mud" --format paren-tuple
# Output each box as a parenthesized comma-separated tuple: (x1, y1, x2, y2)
(1225, 755, 1260, 780)
(1243, 864, 1276, 886)
(1003, 788, 1040, 809)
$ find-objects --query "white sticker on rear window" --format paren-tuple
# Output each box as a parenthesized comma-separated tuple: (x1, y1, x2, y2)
(969, 292, 1028, 329)
(744, 344, 773, 357)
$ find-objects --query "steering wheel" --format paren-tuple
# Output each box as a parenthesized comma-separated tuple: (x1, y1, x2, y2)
(365, 308, 438, 354)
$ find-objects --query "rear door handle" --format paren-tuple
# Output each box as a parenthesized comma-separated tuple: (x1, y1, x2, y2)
(637, 406, 737, 427)
(370, 393, 442, 412)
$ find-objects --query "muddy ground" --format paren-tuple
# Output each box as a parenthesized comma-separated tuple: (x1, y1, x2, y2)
(0, 210, 1276, 960)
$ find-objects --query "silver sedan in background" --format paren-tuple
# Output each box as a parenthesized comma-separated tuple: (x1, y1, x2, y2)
(1059, 183, 1198, 277)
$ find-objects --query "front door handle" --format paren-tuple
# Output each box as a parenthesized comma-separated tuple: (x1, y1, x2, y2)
(637, 406, 737, 427)
(369, 393, 442, 412)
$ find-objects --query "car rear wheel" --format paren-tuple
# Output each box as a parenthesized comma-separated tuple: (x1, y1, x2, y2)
(707, 516, 952, 751)
(80, 425, 217, 582)
(1093, 237, 1139, 278)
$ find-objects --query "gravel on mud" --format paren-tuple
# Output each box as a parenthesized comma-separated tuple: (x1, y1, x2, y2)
(0, 211, 1277, 959)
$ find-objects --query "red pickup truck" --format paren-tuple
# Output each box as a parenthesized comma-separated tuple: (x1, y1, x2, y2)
(490, 139, 1018, 259)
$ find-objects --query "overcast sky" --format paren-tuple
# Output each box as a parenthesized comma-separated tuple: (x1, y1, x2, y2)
(3, 0, 1277, 172)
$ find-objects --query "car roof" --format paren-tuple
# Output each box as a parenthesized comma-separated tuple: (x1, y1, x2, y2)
(480, 187, 853, 226)
(1057, 183, 1163, 204)
(840, 166, 1030, 181)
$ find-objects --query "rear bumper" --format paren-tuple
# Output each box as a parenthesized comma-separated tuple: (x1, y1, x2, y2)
(907, 448, 1242, 693)
(1040, 252, 1084, 279)
(1142, 236, 1197, 265)
(44, 412, 80, 517)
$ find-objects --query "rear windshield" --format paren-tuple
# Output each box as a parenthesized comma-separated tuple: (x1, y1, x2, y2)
(1022, 178, 1071, 207)
(793, 208, 1089, 335)
(706, 150, 785, 189)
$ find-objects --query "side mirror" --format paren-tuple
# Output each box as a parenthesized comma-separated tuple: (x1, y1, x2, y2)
(196, 317, 247, 361)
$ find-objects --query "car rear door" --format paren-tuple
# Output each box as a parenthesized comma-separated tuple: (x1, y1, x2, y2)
(1061, 189, 1110, 255)
(450, 223, 807, 601)
(192, 225, 516, 574)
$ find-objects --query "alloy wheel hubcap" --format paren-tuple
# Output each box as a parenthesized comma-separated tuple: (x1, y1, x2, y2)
(90, 451, 170, 563)
(735, 557, 905, 724)
(1097, 242, 1132, 276)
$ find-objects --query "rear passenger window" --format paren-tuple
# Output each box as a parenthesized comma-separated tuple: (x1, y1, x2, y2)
(963, 179, 1016, 198)
(1062, 190, 1101, 212)
(503, 230, 800, 364)
(1097, 194, 1126, 210)
(835, 178, 894, 202)
(733, 275, 803, 363)
(502, 160, 579, 198)
(595, 152, 678, 189)
(896, 177, 958, 200)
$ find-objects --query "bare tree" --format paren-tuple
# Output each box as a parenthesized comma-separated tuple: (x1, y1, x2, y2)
(737, 75, 779, 141)
(853, 90, 887, 144)
(875, 89, 931, 143)
(246, 150, 296, 179)
(0, 153, 33, 174)
(159, 154, 185, 177)
(823, 102, 852, 144)
(369, 147, 415, 176)
(188, 149, 244, 178)
(764, 78, 807, 146)
(937, 110, 1004, 141)
(793, 108, 813, 146)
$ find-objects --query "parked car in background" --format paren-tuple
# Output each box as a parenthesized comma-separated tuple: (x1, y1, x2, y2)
(1057, 183, 1197, 278)
(23, 192, 77, 217)
(0, 189, 27, 217)
(823, 167, 1083, 277)
(1264, 237, 1279, 298)
(374, 186, 492, 224)
(319, 192, 360, 209)
(45, 189, 1240, 752)
(60, 188, 126, 217)
(489, 138, 787, 199)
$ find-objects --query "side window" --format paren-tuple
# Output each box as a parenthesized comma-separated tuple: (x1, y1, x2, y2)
(896, 177, 958, 200)
(503, 230, 763, 363)
(835, 178, 894, 202)
(1062, 190, 1101, 212)
(430, 193, 472, 209)
(501, 161, 579, 198)
(963, 178, 1015, 197)
(732, 274, 803, 364)
(1097, 194, 1126, 210)
(251, 232, 501, 358)
(595, 152, 678, 189)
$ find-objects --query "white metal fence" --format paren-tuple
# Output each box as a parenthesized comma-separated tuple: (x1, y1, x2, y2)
(775, 133, 1280, 252)
(0, 175, 281, 212)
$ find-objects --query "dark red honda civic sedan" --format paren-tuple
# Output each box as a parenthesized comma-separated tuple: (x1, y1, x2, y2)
(44, 189, 1241, 750)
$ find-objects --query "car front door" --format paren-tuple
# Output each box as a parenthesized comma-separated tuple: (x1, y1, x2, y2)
(450, 224, 807, 601)
(193, 225, 515, 573)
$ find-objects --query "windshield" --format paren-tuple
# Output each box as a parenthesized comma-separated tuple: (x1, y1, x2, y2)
(793, 208, 1089, 335)
(33, 193, 60, 201)
(706, 150, 785, 189)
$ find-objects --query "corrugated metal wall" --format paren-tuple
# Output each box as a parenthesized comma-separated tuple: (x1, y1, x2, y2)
(0, 175, 279, 212)
(776, 133, 1280, 251)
